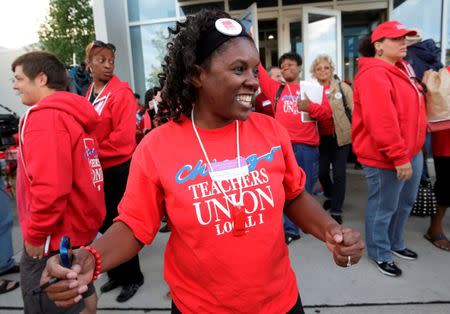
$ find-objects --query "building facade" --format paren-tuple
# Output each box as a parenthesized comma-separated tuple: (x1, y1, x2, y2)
(93, 0, 450, 98)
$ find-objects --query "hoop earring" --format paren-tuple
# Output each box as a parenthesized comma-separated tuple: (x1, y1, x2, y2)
(377, 49, 383, 57)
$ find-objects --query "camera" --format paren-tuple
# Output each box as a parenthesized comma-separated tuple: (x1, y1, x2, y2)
(0, 104, 20, 151)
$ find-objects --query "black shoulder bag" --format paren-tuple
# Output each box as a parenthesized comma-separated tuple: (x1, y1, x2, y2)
(273, 84, 285, 113)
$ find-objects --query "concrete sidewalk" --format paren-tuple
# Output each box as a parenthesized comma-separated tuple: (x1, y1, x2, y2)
(1, 169, 449, 313)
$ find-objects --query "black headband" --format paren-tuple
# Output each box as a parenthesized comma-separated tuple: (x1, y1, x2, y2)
(196, 18, 250, 64)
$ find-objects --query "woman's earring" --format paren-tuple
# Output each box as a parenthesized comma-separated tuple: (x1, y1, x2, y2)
(377, 49, 383, 57)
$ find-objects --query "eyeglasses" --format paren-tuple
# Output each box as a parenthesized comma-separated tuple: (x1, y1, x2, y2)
(92, 40, 116, 53)
(315, 66, 331, 72)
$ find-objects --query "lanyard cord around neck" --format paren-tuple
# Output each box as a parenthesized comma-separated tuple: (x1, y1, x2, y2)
(89, 82, 108, 103)
(285, 83, 296, 101)
(191, 108, 243, 206)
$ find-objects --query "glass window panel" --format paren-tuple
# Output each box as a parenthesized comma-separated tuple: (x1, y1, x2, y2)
(307, 14, 337, 60)
(128, 0, 176, 22)
(259, 47, 266, 67)
(258, 19, 278, 68)
(229, 0, 277, 11)
(180, 2, 224, 16)
(343, 26, 368, 82)
(341, 10, 384, 82)
(392, 0, 442, 46)
(129, 22, 174, 98)
(290, 22, 303, 57)
(283, 0, 329, 4)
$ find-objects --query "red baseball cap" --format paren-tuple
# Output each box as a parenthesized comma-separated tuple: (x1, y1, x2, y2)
(371, 21, 417, 43)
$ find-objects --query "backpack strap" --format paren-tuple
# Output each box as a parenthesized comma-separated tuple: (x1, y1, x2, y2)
(273, 84, 285, 113)
(337, 82, 352, 123)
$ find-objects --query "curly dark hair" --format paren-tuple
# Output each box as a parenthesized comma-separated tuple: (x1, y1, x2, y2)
(157, 9, 234, 122)
(358, 36, 376, 57)
(278, 52, 303, 67)
(144, 86, 160, 107)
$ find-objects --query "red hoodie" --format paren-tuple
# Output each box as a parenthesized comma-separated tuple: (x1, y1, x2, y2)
(16, 92, 106, 251)
(254, 92, 275, 117)
(352, 57, 427, 169)
(258, 64, 331, 146)
(85, 75, 136, 169)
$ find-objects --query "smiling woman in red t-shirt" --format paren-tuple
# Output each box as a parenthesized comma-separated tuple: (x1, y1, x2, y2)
(40, 10, 364, 313)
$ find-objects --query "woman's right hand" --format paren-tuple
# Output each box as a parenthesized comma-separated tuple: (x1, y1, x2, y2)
(40, 249, 96, 308)
(395, 162, 412, 180)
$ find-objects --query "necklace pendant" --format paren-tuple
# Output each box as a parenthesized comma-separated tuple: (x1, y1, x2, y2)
(233, 205, 246, 237)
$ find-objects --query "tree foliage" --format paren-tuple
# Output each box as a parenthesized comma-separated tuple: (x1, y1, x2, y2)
(147, 29, 168, 88)
(38, 0, 95, 66)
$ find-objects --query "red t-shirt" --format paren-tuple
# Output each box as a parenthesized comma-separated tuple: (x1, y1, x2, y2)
(318, 86, 335, 135)
(116, 113, 306, 313)
(431, 129, 450, 156)
(254, 92, 275, 117)
(258, 64, 332, 146)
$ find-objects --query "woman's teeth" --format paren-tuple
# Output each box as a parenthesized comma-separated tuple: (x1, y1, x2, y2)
(236, 95, 252, 107)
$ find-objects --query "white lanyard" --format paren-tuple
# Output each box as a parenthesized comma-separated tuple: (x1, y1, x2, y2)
(285, 83, 296, 101)
(89, 83, 108, 103)
(191, 108, 243, 207)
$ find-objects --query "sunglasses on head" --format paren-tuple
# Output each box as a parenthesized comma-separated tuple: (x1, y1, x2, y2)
(92, 40, 116, 53)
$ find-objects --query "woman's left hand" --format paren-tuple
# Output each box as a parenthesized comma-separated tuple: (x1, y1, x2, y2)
(325, 225, 365, 268)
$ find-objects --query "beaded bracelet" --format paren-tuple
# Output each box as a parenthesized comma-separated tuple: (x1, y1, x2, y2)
(80, 246, 102, 281)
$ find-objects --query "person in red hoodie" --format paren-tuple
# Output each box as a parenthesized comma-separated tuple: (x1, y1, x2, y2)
(258, 52, 332, 244)
(84, 41, 144, 302)
(11, 51, 105, 313)
(39, 11, 364, 314)
(424, 66, 450, 251)
(353, 21, 427, 277)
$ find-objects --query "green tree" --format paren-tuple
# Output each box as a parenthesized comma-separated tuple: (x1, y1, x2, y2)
(38, 0, 95, 66)
(146, 29, 169, 88)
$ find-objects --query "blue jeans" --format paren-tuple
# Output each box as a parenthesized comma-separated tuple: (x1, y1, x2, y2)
(420, 133, 432, 182)
(363, 153, 422, 262)
(0, 177, 15, 273)
(284, 143, 319, 236)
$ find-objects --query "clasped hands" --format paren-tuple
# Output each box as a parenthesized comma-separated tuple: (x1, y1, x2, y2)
(39, 249, 95, 308)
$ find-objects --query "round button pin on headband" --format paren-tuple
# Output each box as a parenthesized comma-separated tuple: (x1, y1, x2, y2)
(215, 18, 243, 36)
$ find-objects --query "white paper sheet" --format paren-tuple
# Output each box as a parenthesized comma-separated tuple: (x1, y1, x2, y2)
(299, 81, 323, 103)
(299, 81, 323, 122)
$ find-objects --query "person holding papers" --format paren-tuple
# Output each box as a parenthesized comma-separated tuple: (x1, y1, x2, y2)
(258, 52, 332, 244)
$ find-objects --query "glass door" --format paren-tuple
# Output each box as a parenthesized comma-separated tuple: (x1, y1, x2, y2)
(302, 6, 342, 82)
(239, 3, 259, 50)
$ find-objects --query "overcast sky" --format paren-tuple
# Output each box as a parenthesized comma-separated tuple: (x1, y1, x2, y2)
(0, 0, 49, 49)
